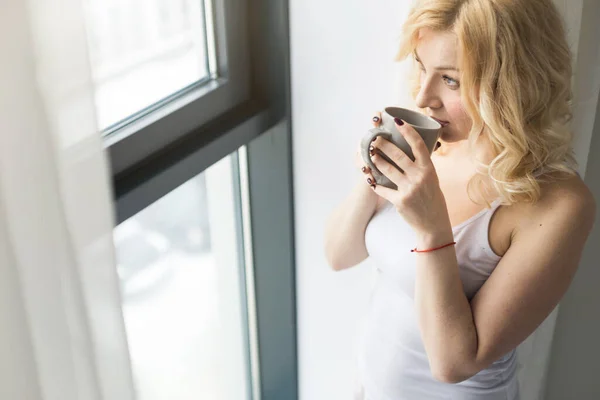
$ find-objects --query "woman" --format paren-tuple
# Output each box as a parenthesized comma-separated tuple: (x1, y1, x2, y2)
(324, 0, 596, 399)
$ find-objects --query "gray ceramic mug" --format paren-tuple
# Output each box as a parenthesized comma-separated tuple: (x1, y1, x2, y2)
(361, 107, 442, 190)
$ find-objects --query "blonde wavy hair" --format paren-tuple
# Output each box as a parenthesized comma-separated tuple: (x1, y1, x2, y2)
(398, 0, 577, 205)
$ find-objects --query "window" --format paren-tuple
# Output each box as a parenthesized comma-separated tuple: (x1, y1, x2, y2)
(86, 0, 212, 131)
(94, 0, 298, 398)
(114, 153, 253, 400)
(91, 0, 252, 176)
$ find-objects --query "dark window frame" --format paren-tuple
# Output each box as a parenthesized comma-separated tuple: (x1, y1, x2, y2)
(106, 0, 297, 398)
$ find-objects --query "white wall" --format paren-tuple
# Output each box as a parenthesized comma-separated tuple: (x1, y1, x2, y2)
(290, 1, 412, 398)
(290, 1, 598, 399)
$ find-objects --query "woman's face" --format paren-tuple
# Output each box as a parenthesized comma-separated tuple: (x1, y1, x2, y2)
(414, 28, 472, 143)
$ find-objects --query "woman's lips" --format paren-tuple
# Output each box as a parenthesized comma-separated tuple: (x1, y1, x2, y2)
(431, 117, 449, 127)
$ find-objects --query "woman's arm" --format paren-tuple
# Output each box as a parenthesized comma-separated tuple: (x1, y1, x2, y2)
(324, 179, 386, 271)
(367, 121, 596, 383)
(414, 180, 595, 383)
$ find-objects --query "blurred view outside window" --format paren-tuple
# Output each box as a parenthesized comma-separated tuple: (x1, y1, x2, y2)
(85, 0, 210, 130)
(113, 154, 251, 400)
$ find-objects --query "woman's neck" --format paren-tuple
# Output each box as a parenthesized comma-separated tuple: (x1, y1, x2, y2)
(435, 135, 495, 164)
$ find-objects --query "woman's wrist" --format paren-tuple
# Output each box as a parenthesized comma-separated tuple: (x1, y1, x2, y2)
(415, 225, 454, 251)
(354, 176, 378, 199)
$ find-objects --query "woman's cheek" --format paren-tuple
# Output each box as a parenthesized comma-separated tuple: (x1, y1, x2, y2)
(449, 102, 471, 130)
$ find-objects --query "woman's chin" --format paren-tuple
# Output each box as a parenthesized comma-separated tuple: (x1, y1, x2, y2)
(438, 129, 458, 143)
(439, 128, 469, 144)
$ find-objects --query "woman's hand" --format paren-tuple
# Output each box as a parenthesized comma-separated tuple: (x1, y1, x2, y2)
(367, 116, 451, 238)
(355, 111, 383, 185)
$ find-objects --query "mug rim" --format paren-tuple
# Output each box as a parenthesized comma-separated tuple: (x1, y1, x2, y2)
(384, 106, 441, 130)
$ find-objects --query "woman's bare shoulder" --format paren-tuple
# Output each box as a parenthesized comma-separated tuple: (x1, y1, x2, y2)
(539, 174, 593, 210)
(515, 174, 596, 229)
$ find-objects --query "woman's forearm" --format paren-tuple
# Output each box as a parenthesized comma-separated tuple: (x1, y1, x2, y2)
(324, 179, 380, 270)
(414, 226, 479, 383)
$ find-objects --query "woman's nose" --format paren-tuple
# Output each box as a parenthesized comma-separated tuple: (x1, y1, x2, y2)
(415, 79, 442, 110)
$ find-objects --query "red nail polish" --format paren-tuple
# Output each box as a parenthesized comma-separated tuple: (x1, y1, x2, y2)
(394, 118, 404, 126)
(362, 166, 367, 173)
(367, 178, 373, 184)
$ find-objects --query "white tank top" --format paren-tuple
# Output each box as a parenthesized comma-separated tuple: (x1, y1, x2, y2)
(357, 199, 520, 400)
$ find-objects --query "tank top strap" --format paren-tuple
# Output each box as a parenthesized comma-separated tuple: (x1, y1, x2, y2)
(481, 197, 504, 231)
(454, 197, 504, 260)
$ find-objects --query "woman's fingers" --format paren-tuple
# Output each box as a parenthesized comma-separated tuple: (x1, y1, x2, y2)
(371, 137, 415, 175)
(370, 151, 408, 188)
(393, 119, 431, 165)
(357, 112, 382, 187)
(361, 165, 375, 186)
(372, 111, 383, 127)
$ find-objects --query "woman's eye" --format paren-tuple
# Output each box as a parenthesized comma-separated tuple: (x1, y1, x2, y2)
(443, 75, 460, 88)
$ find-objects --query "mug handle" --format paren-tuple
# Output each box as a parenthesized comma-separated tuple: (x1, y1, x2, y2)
(361, 128, 392, 177)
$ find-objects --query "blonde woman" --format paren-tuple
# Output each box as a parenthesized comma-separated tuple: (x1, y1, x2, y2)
(324, 0, 596, 398)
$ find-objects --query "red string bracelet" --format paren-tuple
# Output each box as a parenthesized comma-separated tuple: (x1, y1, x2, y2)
(411, 241, 456, 253)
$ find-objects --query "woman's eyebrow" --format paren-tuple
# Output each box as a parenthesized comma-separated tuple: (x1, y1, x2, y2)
(413, 50, 459, 71)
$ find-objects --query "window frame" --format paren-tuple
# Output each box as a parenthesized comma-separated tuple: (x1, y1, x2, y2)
(106, 0, 298, 398)
(105, 0, 251, 177)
